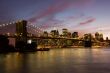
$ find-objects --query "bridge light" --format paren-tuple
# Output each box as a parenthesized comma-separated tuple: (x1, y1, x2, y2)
(12, 21, 15, 24)
(14, 33, 17, 36)
(18, 20, 22, 22)
(27, 39, 32, 44)
(19, 34, 21, 36)
(6, 24, 9, 25)
(2, 24, 5, 26)
(31, 23, 33, 25)
(9, 23, 11, 24)
(7, 33, 10, 36)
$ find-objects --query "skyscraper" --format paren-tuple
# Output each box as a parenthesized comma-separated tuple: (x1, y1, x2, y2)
(50, 30, 59, 37)
(62, 28, 68, 37)
(95, 32, 100, 40)
(72, 32, 78, 38)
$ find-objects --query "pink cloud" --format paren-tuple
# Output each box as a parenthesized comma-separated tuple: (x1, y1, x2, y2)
(40, 18, 64, 29)
(28, 0, 93, 23)
(79, 17, 96, 25)
(27, 0, 94, 31)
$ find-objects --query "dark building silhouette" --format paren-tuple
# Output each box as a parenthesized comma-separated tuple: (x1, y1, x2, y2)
(95, 32, 104, 42)
(50, 30, 59, 37)
(84, 34, 92, 47)
(95, 32, 100, 40)
(62, 28, 68, 37)
(43, 31, 48, 37)
(72, 32, 78, 38)
(99, 33, 104, 42)
(0, 35, 15, 52)
(106, 37, 109, 41)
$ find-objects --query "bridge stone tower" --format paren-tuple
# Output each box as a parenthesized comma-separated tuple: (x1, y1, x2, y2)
(15, 20, 27, 49)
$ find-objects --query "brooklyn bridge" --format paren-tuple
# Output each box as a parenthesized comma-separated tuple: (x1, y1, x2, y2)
(0, 20, 109, 51)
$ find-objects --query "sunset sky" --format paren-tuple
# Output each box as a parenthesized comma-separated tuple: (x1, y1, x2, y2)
(0, 0, 110, 38)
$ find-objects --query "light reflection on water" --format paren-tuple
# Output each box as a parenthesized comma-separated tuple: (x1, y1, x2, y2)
(0, 48, 110, 73)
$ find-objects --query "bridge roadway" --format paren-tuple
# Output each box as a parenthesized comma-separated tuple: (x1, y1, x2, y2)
(7, 35, 83, 41)
(7, 35, 108, 43)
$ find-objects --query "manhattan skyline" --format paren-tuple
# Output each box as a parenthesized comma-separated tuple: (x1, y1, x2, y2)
(0, 0, 110, 39)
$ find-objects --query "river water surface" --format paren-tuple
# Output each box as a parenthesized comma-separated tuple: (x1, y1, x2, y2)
(0, 48, 110, 73)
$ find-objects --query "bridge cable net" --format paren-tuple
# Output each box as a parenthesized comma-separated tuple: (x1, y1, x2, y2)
(0, 21, 16, 36)
(0, 20, 44, 37)
(27, 22, 44, 36)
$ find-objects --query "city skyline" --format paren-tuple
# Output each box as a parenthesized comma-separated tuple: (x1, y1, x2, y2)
(0, 0, 110, 39)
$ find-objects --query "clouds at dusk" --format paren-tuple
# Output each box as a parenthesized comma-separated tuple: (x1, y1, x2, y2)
(0, 0, 110, 38)
(28, 0, 93, 23)
(79, 17, 96, 25)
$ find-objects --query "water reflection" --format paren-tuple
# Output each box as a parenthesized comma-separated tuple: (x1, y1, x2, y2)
(0, 48, 110, 73)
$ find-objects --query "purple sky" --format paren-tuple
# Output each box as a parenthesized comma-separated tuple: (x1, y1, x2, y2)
(0, 0, 110, 38)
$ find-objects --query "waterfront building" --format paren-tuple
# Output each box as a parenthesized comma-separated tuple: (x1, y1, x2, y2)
(43, 31, 48, 37)
(72, 32, 78, 38)
(50, 30, 59, 37)
(67, 32, 72, 38)
(99, 33, 104, 42)
(106, 37, 109, 41)
(62, 28, 68, 37)
(84, 33, 92, 47)
(95, 32, 100, 40)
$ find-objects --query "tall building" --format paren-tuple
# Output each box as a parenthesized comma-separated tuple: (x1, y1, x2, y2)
(62, 28, 68, 37)
(95, 32, 100, 40)
(72, 32, 78, 38)
(50, 30, 59, 37)
(84, 33, 92, 41)
(43, 31, 48, 37)
(95, 32, 104, 41)
(68, 32, 72, 38)
(84, 33, 92, 47)
(99, 33, 104, 42)
(106, 37, 109, 41)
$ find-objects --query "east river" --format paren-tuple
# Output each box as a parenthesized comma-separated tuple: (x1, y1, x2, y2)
(0, 48, 110, 73)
